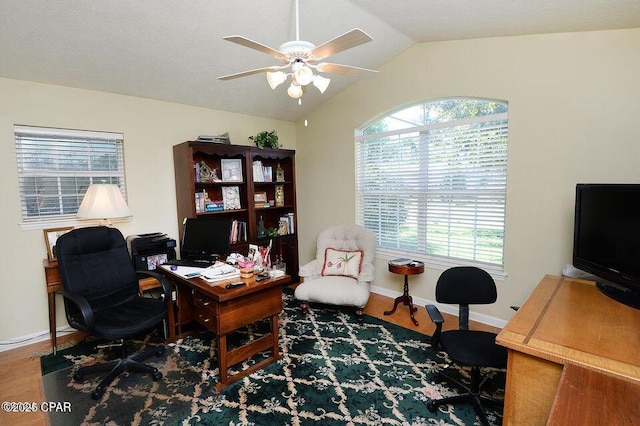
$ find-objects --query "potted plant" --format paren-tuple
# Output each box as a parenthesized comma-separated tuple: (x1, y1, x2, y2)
(249, 130, 280, 149)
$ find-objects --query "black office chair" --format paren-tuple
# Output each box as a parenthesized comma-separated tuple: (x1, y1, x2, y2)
(425, 266, 507, 426)
(56, 226, 171, 400)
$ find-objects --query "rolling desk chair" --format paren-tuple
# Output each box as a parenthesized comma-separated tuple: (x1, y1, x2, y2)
(56, 226, 171, 399)
(425, 266, 507, 426)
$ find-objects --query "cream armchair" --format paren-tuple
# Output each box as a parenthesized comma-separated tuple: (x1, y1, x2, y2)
(294, 224, 377, 323)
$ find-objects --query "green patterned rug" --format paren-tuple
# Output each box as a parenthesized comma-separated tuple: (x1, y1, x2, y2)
(41, 290, 504, 425)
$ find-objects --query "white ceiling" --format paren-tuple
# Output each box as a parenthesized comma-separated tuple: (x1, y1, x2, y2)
(1, 1, 639, 122)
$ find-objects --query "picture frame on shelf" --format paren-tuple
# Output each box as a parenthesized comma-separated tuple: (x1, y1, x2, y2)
(221, 158, 243, 182)
(254, 192, 267, 203)
(43, 226, 73, 260)
(222, 186, 241, 210)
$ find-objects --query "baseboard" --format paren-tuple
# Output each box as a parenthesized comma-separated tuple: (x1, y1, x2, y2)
(0, 326, 75, 353)
(370, 285, 508, 329)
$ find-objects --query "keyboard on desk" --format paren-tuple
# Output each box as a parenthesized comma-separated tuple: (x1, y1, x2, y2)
(164, 259, 215, 268)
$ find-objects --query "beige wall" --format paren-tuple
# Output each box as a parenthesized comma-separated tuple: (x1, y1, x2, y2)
(0, 77, 295, 342)
(296, 29, 640, 321)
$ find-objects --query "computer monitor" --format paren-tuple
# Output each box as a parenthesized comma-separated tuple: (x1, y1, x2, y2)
(573, 183, 640, 309)
(180, 218, 232, 261)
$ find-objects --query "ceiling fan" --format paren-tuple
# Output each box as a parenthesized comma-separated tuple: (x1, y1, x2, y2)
(218, 0, 378, 100)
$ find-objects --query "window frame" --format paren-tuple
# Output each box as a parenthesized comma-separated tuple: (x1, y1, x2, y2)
(355, 98, 509, 280)
(14, 125, 129, 230)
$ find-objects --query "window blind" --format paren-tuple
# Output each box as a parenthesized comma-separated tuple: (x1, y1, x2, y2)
(14, 125, 126, 227)
(356, 112, 508, 268)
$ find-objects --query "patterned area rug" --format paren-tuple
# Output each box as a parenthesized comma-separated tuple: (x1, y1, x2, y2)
(41, 290, 504, 425)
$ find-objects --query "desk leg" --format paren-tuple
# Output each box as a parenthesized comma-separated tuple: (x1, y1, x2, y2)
(271, 314, 280, 361)
(48, 292, 57, 354)
(384, 275, 419, 326)
(216, 334, 228, 391)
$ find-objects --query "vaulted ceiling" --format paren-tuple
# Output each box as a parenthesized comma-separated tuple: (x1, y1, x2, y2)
(1, 1, 639, 121)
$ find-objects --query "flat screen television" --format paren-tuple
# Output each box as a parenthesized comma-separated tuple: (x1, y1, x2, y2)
(573, 183, 640, 309)
(180, 218, 232, 262)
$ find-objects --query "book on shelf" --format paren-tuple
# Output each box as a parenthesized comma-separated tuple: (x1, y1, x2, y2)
(252, 160, 274, 183)
(229, 219, 247, 243)
(195, 191, 204, 213)
(389, 258, 413, 266)
(204, 200, 224, 212)
(276, 213, 295, 235)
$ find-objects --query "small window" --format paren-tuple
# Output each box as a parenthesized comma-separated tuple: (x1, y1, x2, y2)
(356, 98, 509, 275)
(14, 125, 127, 229)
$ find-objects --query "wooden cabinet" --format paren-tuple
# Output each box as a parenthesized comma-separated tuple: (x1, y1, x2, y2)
(173, 142, 299, 282)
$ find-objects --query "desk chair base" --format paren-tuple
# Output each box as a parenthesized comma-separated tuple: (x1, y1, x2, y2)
(427, 366, 503, 426)
(73, 341, 165, 400)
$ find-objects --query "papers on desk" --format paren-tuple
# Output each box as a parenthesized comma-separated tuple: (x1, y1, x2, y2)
(160, 264, 205, 279)
(200, 262, 240, 283)
(160, 262, 240, 282)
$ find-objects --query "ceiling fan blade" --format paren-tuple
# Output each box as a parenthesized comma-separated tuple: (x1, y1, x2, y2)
(222, 36, 287, 62)
(218, 66, 284, 81)
(316, 62, 378, 79)
(310, 28, 373, 61)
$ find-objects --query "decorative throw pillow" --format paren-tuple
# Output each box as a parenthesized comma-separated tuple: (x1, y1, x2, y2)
(321, 248, 364, 279)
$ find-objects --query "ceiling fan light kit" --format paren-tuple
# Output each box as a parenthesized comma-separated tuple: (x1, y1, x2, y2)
(218, 0, 377, 101)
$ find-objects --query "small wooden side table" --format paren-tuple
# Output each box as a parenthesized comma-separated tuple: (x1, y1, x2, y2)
(385, 261, 424, 326)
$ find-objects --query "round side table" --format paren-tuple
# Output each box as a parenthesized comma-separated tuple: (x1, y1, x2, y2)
(385, 261, 424, 326)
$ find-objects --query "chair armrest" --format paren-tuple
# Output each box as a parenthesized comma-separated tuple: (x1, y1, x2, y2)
(358, 263, 375, 283)
(426, 304, 444, 324)
(299, 259, 320, 279)
(426, 304, 444, 349)
(57, 290, 94, 332)
(136, 270, 172, 301)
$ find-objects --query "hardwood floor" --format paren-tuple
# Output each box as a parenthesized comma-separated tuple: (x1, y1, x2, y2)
(0, 291, 499, 426)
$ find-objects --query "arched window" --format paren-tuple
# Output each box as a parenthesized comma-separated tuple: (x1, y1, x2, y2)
(355, 98, 508, 274)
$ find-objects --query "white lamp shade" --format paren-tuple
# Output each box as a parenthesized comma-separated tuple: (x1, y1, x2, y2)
(293, 65, 314, 86)
(312, 75, 331, 93)
(266, 71, 287, 89)
(287, 82, 304, 99)
(77, 184, 131, 220)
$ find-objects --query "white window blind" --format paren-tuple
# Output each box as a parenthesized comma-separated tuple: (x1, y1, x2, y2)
(14, 125, 127, 228)
(356, 100, 508, 272)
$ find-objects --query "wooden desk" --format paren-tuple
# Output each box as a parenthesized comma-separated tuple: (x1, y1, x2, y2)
(496, 275, 640, 425)
(44, 259, 161, 353)
(159, 267, 291, 390)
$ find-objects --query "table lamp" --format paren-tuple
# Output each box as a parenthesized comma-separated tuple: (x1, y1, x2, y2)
(77, 184, 131, 226)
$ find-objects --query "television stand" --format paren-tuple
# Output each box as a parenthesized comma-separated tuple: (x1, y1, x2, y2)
(596, 281, 640, 310)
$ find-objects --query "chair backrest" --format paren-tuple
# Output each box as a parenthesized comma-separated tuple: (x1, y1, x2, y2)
(316, 224, 377, 268)
(435, 266, 497, 330)
(56, 226, 139, 315)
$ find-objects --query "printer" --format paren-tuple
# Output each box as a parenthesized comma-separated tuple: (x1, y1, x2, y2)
(126, 232, 177, 271)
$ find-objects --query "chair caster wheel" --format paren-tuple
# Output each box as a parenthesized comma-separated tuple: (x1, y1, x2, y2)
(73, 371, 84, 381)
(427, 401, 438, 413)
(152, 371, 162, 381)
(155, 346, 165, 357)
(91, 388, 104, 400)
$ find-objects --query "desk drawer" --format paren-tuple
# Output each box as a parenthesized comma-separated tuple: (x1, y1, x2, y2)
(194, 292, 216, 312)
(193, 305, 218, 330)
